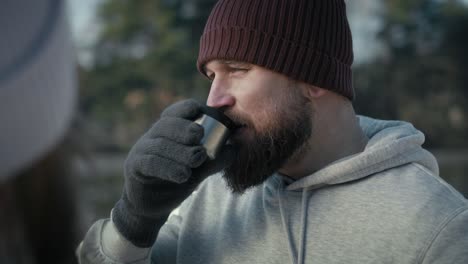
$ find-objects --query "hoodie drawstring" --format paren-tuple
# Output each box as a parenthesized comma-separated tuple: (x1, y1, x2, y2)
(298, 188, 309, 264)
(278, 186, 310, 264)
(278, 188, 296, 264)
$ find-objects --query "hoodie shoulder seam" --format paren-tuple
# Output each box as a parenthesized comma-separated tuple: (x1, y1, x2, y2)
(417, 206, 468, 263)
(411, 163, 467, 203)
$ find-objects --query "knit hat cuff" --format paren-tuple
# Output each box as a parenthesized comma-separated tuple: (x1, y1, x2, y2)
(197, 27, 354, 100)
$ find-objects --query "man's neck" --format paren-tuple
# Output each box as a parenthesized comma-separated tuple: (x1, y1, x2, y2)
(279, 101, 368, 180)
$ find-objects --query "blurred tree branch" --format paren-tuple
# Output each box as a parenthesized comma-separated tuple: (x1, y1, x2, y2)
(354, 0, 468, 148)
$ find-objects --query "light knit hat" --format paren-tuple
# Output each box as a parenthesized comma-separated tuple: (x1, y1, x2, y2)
(197, 0, 354, 100)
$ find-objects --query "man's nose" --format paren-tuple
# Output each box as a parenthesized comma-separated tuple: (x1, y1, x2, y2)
(206, 82, 235, 109)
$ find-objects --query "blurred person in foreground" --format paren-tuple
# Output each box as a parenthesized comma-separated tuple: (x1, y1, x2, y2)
(77, 0, 468, 263)
(0, 0, 80, 263)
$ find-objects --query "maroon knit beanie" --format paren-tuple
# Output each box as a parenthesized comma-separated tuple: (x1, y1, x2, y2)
(197, 0, 354, 100)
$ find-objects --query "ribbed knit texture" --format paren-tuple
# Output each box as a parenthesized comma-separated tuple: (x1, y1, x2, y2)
(197, 0, 354, 100)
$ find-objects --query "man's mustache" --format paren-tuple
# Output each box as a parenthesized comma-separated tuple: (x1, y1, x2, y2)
(223, 110, 252, 130)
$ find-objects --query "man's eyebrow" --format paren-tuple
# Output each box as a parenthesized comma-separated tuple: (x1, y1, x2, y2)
(203, 60, 251, 73)
(221, 60, 251, 67)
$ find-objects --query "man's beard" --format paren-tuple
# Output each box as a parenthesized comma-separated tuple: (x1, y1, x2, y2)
(222, 90, 312, 194)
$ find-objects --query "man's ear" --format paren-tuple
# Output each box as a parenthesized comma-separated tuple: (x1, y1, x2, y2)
(302, 84, 327, 100)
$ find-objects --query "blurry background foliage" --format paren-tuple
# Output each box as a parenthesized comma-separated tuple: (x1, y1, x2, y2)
(77, 0, 468, 151)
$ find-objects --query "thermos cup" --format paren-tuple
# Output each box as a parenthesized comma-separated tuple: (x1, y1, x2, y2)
(195, 106, 235, 160)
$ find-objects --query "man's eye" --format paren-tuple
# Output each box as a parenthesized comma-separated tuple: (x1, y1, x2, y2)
(207, 73, 215, 80)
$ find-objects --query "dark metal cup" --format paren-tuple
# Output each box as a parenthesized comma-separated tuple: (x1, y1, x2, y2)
(194, 106, 234, 160)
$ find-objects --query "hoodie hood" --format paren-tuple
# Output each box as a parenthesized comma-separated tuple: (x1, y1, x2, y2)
(286, 116, 439, 191)
(275, 116, 440, 264)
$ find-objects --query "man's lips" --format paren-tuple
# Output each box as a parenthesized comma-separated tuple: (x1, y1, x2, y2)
(231, 124, 248, 139)
(232, 122, 247, 131)
(224, 113, 248, 136)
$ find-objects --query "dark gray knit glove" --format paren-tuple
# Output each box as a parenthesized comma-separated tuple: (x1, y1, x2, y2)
(112, 99, 234, 247)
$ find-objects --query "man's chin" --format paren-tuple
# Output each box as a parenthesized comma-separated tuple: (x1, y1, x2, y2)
(221, 170, 272, 194)
(220, 136, 274, 194)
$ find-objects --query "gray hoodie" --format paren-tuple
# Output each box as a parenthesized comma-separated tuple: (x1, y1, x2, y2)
(77, 116, 468, 264)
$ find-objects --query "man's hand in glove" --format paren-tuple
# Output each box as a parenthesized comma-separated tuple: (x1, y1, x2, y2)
(112, 99, 234, 247)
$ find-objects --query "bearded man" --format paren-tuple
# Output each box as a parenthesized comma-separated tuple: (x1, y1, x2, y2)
(77, 0, 468, 263)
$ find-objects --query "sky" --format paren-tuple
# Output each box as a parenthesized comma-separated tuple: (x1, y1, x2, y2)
(66, 0, 101, 41)
(66, 0, 102, 66)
